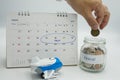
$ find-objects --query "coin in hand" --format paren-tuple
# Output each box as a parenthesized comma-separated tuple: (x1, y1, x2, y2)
(91, 29, 100, 37)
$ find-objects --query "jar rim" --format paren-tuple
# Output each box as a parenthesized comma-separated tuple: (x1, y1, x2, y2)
(84, 37, 106, 44)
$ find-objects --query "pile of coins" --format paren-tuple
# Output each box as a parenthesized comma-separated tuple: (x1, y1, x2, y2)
(80, 46, 105, 71)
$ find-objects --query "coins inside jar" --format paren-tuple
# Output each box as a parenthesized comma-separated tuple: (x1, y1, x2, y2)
(91, 29, 100, 37)
(80, 47, 104, 71)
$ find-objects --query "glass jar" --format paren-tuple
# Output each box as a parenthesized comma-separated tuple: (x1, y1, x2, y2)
(79, 37, 106, 72)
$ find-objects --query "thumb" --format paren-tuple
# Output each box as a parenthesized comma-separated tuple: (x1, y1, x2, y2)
(83, 10, 99, 30)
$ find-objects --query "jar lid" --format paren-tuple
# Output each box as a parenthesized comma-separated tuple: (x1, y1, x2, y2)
(84, 37, 106, 44)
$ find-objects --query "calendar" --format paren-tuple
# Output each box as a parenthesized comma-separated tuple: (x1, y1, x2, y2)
(6, 12, 78, 67)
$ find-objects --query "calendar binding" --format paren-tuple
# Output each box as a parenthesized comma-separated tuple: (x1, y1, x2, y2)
(18, 11, 30, 16)
(17, 11, 70, 17)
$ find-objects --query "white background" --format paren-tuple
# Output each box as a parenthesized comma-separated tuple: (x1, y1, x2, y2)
(0, 0, 120, 80)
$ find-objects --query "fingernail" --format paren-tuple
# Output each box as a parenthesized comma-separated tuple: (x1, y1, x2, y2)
(92, 25, 98, 30)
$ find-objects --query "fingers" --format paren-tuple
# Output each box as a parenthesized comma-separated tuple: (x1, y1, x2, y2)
(67, 0, 110, 30)
(83, 10, 99, 30)
(83, 4, 110, 30)
(95, 4, 104, 25)
(100, 13, 110, 29)
(82, 3, 105, 30)
(100, 6, 110, 29)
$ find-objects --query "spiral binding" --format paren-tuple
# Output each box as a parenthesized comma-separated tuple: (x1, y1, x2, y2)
(18, 11, 30, 16)
(18, 12, 68, 17)
(57, 12, 68, 17)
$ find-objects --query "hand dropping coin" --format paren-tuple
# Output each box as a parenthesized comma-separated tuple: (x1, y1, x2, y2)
(91, 29, 100, 37)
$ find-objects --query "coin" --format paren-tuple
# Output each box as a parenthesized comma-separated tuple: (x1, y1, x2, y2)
(93, 64, 101, 69)
(91, 29, 100, 37)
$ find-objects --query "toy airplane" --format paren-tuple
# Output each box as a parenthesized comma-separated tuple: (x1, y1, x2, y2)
(30, 57, 63, 79)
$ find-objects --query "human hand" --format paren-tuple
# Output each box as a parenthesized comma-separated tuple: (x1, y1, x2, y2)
(66, 0, 110, 30)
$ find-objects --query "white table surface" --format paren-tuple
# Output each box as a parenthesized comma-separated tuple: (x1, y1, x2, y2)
(0, 27, 120, 80)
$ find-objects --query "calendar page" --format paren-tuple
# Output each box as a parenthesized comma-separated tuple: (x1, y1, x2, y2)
(6, 12, 78, 67)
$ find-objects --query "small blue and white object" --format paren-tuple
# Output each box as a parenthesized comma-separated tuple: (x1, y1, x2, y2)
(30, 56, 63, 79)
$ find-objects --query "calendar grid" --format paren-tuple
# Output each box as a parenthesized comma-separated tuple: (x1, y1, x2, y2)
(6, 12, 78, 67)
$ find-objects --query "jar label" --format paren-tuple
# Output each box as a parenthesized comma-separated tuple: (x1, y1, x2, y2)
(80, 53, 104, 64)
